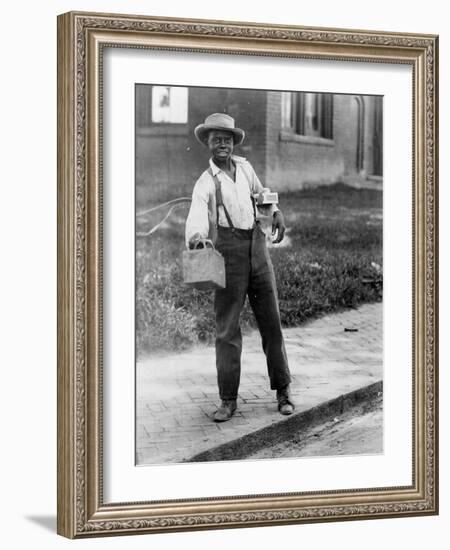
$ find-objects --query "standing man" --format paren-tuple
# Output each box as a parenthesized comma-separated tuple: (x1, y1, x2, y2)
(185, 113, 295, 422)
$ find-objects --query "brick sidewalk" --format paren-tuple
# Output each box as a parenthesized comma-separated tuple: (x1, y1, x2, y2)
(136, 302, 382, 465)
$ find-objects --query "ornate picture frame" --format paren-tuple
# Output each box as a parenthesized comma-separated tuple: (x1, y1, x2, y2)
(57, 11, 438, 538)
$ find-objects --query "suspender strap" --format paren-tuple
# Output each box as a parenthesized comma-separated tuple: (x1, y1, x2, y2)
(208, 167, 235, 229)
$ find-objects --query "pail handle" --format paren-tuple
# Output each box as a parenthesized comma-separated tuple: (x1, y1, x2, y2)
(194, 238, 215, 250)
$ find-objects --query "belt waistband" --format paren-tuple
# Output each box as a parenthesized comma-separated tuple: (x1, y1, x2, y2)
(218, 225, 254, 239)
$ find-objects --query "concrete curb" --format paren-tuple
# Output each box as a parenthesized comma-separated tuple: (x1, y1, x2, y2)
(185, 380, 383, 463)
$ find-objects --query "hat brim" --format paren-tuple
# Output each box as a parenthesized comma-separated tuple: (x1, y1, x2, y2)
(194, 124, 245, 146)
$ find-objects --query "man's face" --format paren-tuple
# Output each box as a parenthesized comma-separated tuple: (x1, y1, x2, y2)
(206, 130, 234, 163)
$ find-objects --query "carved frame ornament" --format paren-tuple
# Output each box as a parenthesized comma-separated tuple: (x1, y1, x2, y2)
(57, 11, 438, 538)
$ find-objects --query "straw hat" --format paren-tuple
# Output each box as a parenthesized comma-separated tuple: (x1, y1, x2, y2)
(194, 113, 245, 146)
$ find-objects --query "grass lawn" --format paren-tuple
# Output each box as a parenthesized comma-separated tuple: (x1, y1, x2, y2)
(136, 183, 382, 356)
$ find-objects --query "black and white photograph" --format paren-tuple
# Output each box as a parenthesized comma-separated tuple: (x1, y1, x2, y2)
(135, 83, 384, 466)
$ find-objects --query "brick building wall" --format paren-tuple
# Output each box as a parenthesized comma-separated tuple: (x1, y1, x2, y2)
(265, 91, 345, 192)
(362, 97, 380, 178)
(333, 94, 382, 184)
(266, 92, 382, 191)
(136, 86, 382, 206)
(136, 86, 267, 205)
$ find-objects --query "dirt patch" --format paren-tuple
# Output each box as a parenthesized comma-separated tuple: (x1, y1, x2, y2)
(248, 393, 383, 460)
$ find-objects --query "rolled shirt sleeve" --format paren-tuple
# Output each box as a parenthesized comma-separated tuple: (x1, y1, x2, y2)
(243, 161, 279, 214)
(185, 173, 212, 247)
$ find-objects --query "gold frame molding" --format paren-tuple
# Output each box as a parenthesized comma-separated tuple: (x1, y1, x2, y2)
(57, 11, 439, 539)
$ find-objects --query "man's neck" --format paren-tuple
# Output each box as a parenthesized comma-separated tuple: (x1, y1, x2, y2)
(213, 157, 233, 171)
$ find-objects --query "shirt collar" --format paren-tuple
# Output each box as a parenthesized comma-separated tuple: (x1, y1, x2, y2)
(209, 155, 246, 176)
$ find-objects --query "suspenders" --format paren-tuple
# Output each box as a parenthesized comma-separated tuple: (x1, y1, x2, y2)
(207, 165, 257, 231)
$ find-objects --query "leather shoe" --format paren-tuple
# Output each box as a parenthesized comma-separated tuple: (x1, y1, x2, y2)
(276, 386, 295, 415)
(213, 399, 237, 422)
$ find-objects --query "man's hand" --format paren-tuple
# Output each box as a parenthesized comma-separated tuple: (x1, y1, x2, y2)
(188, 232, 203, 249)
(272, 210, 286, 244)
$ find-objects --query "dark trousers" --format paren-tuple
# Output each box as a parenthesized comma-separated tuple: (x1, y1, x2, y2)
(214, 224, 291, 400)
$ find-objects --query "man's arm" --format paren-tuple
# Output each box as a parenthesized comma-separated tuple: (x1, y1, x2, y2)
(185, 175, 211, 248)
(246, 162, 285, 243)
(247, 164, 279, 213)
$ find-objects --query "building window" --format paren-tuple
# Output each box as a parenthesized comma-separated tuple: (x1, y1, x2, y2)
(151, 86, 188, 123)
(281, 91, 333, 139)
(136, 85, 188, 127)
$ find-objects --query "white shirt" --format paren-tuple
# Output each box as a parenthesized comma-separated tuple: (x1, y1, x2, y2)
(185, 155, 277, 246)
